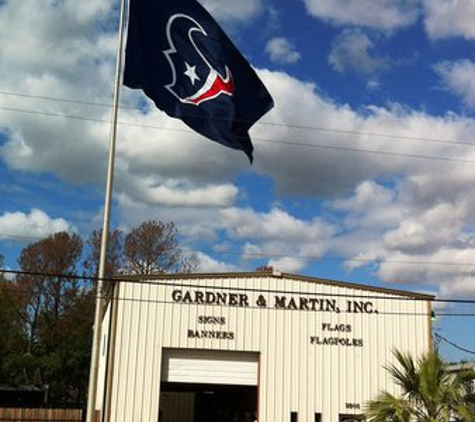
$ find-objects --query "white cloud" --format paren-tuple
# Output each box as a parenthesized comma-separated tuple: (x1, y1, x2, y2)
(435, 60, 475, 109)
(0, 0, 117, 184)
(0, 0, 249, 212)
(113, 196, 225, 239)
(302, 0, 420, 30)
(265, 37, 302, 65)
(376, 247, 475, 297)
(328, 29, 388, 74)
(383, 202, 467, 254)
(253, 69, 475, 198)
(267, 256, 307, 273)
(438, 276, 475, 297)
(221, 207, 334, 242)
(120, 176, 238, 207)
(195, 252, 239, 272)
(0, 0, 115, 75)
(220, 207, 336, 272)
(199, 0, 264, 23)
(423, 0, 475, 40)
(332, 181, 402, 230)
(45, 66, 475, 290)
(328, 175, 475, 298)
(114, 104, 248, 183)
(5, 0, 474, 210)
(4, 0, 475, 303)
(0, 209, 71, 240)
(13, 64, 472, 213)
(113, 200, 336, 274)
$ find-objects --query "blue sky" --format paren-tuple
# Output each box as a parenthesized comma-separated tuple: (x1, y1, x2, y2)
(2, 0, 475, 362)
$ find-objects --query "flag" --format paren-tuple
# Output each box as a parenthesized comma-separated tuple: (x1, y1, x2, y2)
(123, 0, 274, 163)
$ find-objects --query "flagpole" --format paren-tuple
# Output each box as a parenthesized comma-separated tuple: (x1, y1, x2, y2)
(85, 0, 128, 420)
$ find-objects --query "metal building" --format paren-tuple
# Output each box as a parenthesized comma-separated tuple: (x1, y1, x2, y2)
(97, 272, 434, 422)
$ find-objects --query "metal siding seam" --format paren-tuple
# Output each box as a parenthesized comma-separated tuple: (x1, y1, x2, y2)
(147, 282, 160, 422)
(121, 283, 134, 422)
(129, 282, 142, 420)
(156, 280, 168, 421)
(134, 283, 145, 420)
(110, 288, 124, 422)
(139, 282, 151, 421)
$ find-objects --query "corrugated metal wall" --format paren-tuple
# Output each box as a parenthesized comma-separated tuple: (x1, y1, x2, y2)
(106, 274, 431, 422)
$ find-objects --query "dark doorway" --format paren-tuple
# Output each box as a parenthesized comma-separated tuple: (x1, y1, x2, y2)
(160, 383, 257, 422)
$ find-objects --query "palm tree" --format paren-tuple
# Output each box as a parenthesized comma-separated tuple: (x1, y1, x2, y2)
(366, 349, 475, 422)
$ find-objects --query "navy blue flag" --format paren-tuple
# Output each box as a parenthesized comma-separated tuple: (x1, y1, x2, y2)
(123, 0, 274, 163)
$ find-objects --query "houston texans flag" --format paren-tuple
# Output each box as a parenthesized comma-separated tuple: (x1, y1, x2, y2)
(123, 0, 274, 162)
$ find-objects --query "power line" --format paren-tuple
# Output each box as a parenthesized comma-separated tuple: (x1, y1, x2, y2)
(434, 333, 475, 355)
(3, 273, 475, 318)
(194, 248, 475, 268)
(3, 269, 475, 320)
(0, 283, 449, 318)
(0, 233, 49, 241)
(259, 138, 475, 165)
(1, 267, 474, 304)
(0, 90, 118, 110)
(2, 90, 475, 149)
(1, 232, 475, 269)
(2, 105, 475, 165)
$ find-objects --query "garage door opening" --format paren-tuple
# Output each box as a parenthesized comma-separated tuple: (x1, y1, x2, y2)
(159, 383, 257, 422)
(159, 349, 259, 422)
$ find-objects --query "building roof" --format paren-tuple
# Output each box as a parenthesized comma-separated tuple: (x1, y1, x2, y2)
(115, 271, 435, 301)
(447, 362, 475, 372)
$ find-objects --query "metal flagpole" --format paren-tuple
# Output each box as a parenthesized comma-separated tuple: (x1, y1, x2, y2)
(85, 0, 128, 419)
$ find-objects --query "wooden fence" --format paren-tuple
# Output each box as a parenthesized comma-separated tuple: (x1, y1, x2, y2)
(0, 408, 84, 422)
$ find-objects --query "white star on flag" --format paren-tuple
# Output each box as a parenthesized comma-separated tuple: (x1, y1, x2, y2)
(184, 62, 200, 85)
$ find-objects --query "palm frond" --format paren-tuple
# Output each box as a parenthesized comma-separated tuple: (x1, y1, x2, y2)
(366, 391, 412, 422)
(366, 349, 475, 422)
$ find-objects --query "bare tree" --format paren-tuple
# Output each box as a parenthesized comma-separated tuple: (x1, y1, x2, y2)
(83, 228, 125, 278)
(124, 220, 197, 275)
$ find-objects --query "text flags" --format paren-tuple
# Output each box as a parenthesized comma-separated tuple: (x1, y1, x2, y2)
(123, 0, 274, 162)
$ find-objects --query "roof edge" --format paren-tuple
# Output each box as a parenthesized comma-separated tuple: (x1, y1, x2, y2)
(114, 271, 436, 300)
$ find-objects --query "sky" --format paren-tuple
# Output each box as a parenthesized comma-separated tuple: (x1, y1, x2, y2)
(1, 0, 475, 362)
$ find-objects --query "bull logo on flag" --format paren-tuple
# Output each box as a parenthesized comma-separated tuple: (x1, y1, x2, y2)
(163, 14, 235, 106)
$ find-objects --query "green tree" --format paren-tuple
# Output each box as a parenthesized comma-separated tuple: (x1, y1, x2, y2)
(15, 232, 83, 352)
(4, 232, 93, 404)
(1, 219, 194, 403)
(366, 349, 475, 422)
(0, 254, 26, 382)
(37, 288, 94, 404)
